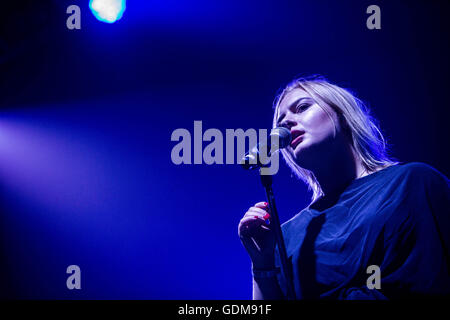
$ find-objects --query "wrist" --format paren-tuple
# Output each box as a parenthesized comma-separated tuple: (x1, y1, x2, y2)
(252, 266, 280, 279)
(252, 261, 275, 270)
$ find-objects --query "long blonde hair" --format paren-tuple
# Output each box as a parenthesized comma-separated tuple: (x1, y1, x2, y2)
(272, 76, 397, 201)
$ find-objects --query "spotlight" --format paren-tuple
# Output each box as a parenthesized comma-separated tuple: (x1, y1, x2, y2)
(89, 0, 126, 23)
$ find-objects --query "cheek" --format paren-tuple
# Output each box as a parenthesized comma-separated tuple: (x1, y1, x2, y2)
(302, 107, 336, 140)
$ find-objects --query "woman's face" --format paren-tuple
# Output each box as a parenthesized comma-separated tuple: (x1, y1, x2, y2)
(276, 88, 342, 169)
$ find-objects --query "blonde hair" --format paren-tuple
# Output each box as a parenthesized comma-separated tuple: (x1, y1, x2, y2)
(272, 76, 397, 201)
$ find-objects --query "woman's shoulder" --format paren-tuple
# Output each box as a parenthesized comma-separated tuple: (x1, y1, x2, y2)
(384, 162, 448, 184)
(394, 161, 444, 174)
(378, 162, 449, 217)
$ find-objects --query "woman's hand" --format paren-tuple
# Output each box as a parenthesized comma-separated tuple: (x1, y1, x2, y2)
(238, 201, 276, 269)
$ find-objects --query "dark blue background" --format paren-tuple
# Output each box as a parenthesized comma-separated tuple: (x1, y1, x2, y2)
(0, 0, 448, 299)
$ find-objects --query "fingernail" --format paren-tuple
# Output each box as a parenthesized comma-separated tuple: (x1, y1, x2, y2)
(263, 213, 270, 220)
(263, 202, 268, 206)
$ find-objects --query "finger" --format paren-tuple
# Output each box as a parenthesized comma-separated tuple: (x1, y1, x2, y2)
(247, 209, 271, 222)
(242, 210, 266, 220)
(246, 207, 269, 216)
(254, 202, 269, 209)
(239, 216, 265, 228)
(255, 202, 271, 214)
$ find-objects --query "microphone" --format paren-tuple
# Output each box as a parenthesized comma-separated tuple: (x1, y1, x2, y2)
(240, 127, 292, 170)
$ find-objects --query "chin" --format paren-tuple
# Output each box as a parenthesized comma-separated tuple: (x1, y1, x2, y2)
(291, 142, 319, 170)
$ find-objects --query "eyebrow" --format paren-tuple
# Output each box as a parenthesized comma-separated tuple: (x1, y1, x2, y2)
(276, 97, 311, 125)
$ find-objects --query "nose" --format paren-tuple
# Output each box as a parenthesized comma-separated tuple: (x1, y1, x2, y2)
(279, 117, 297, 130)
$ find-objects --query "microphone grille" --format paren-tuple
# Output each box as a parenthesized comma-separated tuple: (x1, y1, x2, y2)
(270, 127, 292, 148)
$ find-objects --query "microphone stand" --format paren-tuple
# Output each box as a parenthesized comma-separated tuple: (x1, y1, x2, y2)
(259, 171, 297, 300)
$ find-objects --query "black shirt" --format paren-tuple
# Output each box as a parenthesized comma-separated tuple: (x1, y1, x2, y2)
(275, 162, 450, 299)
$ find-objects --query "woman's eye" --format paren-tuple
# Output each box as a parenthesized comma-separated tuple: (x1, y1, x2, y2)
(295, 103, 310, 113)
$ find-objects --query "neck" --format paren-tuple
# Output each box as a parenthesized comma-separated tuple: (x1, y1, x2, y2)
(312, 145, 366, 200)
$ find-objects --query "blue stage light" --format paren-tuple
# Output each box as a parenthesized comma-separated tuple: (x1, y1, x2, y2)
(89, 0, 126, 23)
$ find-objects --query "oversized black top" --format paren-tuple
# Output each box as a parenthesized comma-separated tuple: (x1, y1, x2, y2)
(275, 162, 450, 299)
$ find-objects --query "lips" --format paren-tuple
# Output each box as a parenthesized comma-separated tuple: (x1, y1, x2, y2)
(290, 130, 305, 149)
